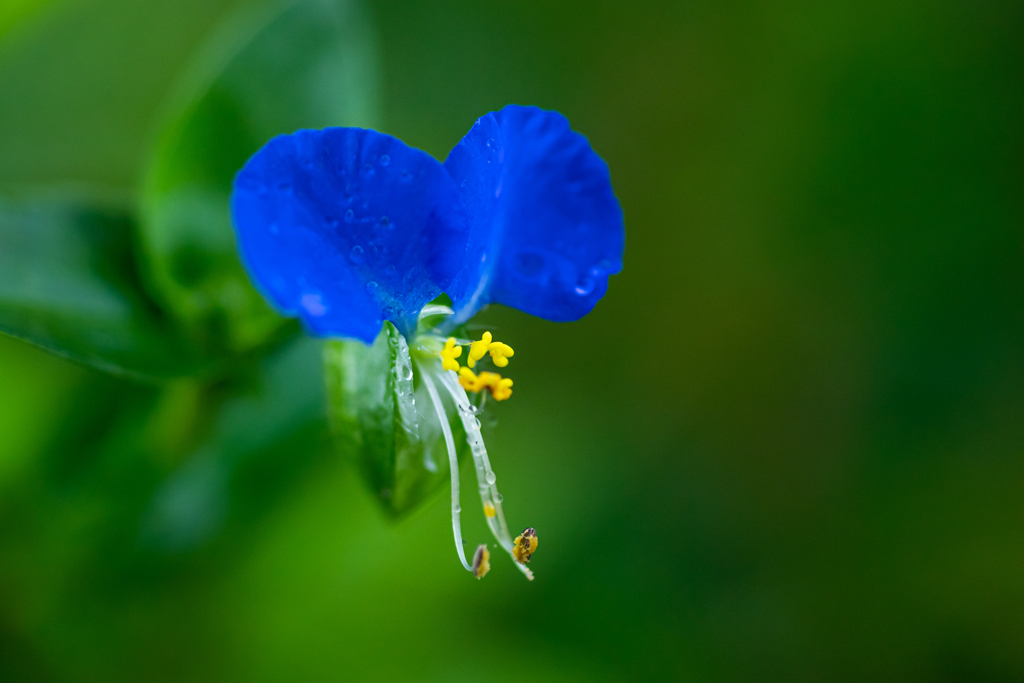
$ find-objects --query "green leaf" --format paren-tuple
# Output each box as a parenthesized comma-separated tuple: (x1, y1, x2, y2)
(325, 325, 467, 516)
(139, 0, 379, 354)
(0, 195, 206, 379)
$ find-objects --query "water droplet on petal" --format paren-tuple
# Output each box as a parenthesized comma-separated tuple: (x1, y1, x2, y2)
(300, 293, 327, 317)
(386, 264, 396, 275)
(344, 209, 354, 223)
(485, 471, 496, 485)
(349, 245, 364, 264)
(495, 493, 503, 503)
(380, 215, 390, 230)
(380, 154, 390, 166)
(454, 505, 461, 513)
(574, 276, 596, 296)
(365, 281, 379, 295)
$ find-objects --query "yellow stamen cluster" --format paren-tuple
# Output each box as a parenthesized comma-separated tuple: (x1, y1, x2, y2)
(512, 528, 538, 564)
(458, 368, 513, 401)
(472, 544, 491, 579)
(438, 332, 516, 400)
(440, 337, 463, 372)
(467, 331, 515, 368)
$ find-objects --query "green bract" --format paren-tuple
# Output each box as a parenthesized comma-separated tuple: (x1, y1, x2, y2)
(325, 322, 469, 516)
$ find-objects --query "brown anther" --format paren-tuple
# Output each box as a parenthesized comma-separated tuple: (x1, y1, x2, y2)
(512, 527, 539, 564)
(472, 544, 491, 579)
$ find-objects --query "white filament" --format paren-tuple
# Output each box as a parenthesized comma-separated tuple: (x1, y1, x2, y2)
(438, 369, 534, 580)
(421, 371, 472, 572)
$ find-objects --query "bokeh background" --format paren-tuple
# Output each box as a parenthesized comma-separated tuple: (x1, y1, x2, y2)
(0, 0, 1022, 681)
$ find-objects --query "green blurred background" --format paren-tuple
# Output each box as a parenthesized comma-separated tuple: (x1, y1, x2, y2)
(0, 0, 1022, 681)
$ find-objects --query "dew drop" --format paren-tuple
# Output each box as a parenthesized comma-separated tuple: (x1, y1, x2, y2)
(380, 154, 390, 166)
(349, 245, 364, 264)
(300, 293, 327, 317)
(574, 275, 596, 296)
(380, 215, 390, 229)
(365, 281, 379, 295)
(344, 209, 354, 223)
(486, 138, 495, 148)
(472, 417, 481, 429)
(485, 471, 496, 485)
(400, 365, 413, 381)
(386, 264, 396, 276)
(495, 493, 503, 503)
(454, 505, 461, 513)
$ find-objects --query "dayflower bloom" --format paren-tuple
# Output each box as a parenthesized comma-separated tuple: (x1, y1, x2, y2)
(231, 105, 624, 580)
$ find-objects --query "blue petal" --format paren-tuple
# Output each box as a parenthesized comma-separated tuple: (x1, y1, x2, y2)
(231, 128, 466, 343)
(443, 105, 624, 323)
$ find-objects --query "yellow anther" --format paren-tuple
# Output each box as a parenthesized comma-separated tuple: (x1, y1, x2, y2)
(483, 501, 496, 518)
(440, 337, 462, 372)
(472, 544, 491, 579)
(467, 331, 492, 368)
(512, 528, 538, 564)
(491, 376, 513, 401)
(458, 368, 514, 401)
(458, 367, 485, 392)
(467, 331, 515, 369)
(487, 341, 514, 367)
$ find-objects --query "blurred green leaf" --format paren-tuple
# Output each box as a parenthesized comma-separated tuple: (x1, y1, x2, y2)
(0, 0, 244, 189)
(140, 0, 379, 354)
(0, 0, 52, 39)
(145, 335, 328, 550)
(325, 324, 465, 516)
(0, 195, 207, 379)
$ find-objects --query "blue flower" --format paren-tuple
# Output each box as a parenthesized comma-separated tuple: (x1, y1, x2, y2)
(230, 105, 624, 343)
(230, 105, 625, 581)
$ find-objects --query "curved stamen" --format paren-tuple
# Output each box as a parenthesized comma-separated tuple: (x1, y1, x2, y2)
(438, 369, 534, 580)
(421, 371, 473, 572)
